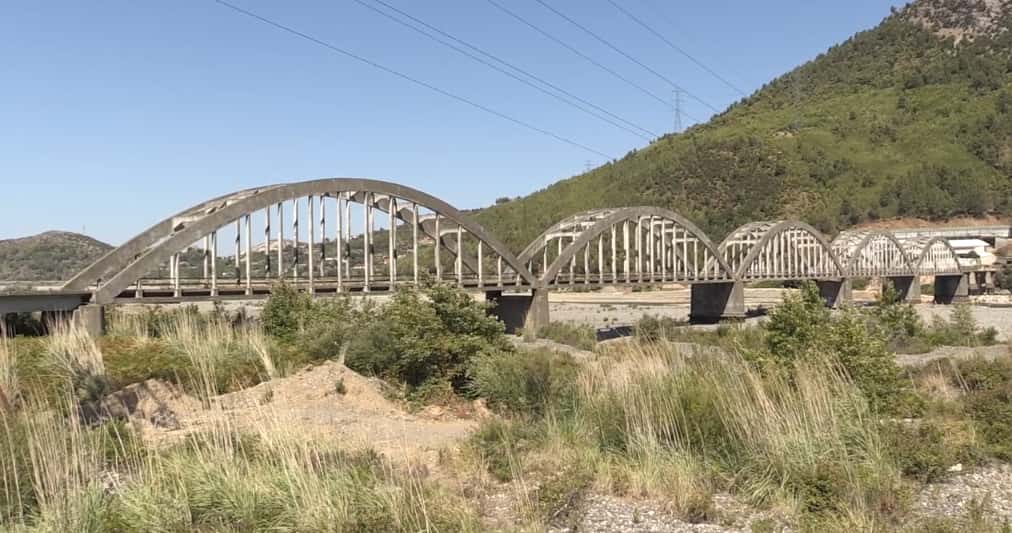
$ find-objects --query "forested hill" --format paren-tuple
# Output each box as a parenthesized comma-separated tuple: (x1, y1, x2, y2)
(476, 0, 1012, 251)
(0, 232, 112, 282)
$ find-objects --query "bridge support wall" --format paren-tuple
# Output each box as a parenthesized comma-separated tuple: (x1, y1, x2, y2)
(934, 274, 969, 304)
(816, 279, 852, 308)
(885, 276, 921, 303)
(486, 289, 548, 334)
(690, 281, 744, 323)
(72, 305, 105, 337)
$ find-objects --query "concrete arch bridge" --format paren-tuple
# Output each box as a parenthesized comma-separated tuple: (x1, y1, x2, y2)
(0, 178, 980, 334)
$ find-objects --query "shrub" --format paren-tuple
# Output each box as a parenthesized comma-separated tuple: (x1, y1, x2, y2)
(882, 418, 978, 483)
(468, 348, 578, 415)
(535, 322, 597, 351)
(761, 282, 830, 366)
(634, 315, 686, 342)
(345, 285, 510, 392)
(822, 309, 919, 415)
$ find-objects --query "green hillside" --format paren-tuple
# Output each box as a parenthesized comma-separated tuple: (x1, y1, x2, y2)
(477, 0, 1012, 250)
(0, 231, 112, 282)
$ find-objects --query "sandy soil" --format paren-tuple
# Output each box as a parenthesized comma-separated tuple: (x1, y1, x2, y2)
(107, 361, 477, 460)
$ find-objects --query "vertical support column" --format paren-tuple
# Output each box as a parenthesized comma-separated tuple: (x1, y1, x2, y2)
(610, 225, 617, 283)
(456, 225, 464, 287)
(660, 220, 667, 282)
(244, 214, 252, 296)
(690, 281, 745, 322)
(934, 274, 969, 304)
(210, 230, 218, 296)
(336, 193, 344, 291)
(477, 241, 484, 287)
(636, 218, 643, 282)
(172, 253, 181, 297)
(264, 207, 272, 278)
(623, 220, 630, 283)
(412, 203, 419, 286)
(276, 202, 284, 279)
(292, 198, 300, 283)
(497, 256, 503, 287)
(364, 193, 372, 292)
(307, 196, 315, 294)
(598, 235, 605, 283)
(344, 192, 352, 279)
(434, 214, 442, 281)
(234, 219, 241, 284)
(319, 195, 326, 278)
(203, 235, 210, 285)
(569, 239, 576, 285)
(584, 243, 590, 285)
(648, 217, 655, 282)
(389, 197, 397, 288)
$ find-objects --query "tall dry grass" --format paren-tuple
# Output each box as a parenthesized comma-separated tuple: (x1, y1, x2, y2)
(0, 310, 477, 532)
(475, 341, 902, 526)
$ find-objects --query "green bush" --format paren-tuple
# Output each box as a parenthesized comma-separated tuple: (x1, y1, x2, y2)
(882, 419, 977, 483)
(823, 309, 919, 415)
(535, 322, 597, 351)
(923, 305, 998, 348)
(345, 285, 510, 392)
(634, 315, 687, 342)
(468, 348, 578, 415)
(761, 282, 831, 366)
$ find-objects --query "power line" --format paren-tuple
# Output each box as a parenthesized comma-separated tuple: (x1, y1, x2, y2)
(211, 0, 614, 159)
(354, 0, 658, 140)
(604, 0, 747, 97)
(483, 0, 669, 109)
(531, 0, 722, 115)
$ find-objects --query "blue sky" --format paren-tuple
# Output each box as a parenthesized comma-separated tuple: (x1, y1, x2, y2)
(1, 0, 900, 244)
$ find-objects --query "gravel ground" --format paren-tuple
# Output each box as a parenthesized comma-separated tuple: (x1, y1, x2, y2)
(913, 464, 1012, 524)
(895, 344, 1009, 366)
(914, 304, 1011, 342)
(545, 494, 790, 533)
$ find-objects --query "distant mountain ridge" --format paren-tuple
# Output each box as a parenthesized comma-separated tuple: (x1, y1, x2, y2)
(0, 231, 112, 282)
(475, 0, 1012, 250)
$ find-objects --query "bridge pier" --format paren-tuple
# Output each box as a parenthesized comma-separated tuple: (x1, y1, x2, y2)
(690, 281, 744, 323)
(486, 289, 548, 334)
(885, 276, 921, 303)
(934, 274, 969, 304)
(816, 279, 852, 308)
(72, 305, 105, 337)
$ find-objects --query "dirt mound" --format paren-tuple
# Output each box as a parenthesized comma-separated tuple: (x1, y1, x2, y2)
(112, 362, 476, 459)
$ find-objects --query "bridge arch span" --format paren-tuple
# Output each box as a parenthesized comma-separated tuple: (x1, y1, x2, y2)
(831, 230, 915, 278)
(66, 178, 536, 304)
(902, 236, 965, 275)
(523, 207, 734, 287)
(718, 220, 846, 281)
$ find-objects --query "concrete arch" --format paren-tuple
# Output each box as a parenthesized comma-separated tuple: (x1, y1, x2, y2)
(903, 236, 965, 275)
(831, 230, 915, 277)
(518, 208, 616, 265)
(538, 207, 733, 285)
(78, 178, 536, 304)
(720, 220, 846, 280)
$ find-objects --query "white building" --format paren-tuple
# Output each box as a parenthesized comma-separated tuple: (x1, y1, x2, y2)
(948, 239, 996, 268)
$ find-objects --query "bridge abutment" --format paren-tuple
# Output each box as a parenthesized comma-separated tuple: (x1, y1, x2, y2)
(486, 289, 548, 334)
(816, 279, 852, 308)
(689, 281, 744, 323)
(934, 274, 969, 304)
(885, 276, 921, 303)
